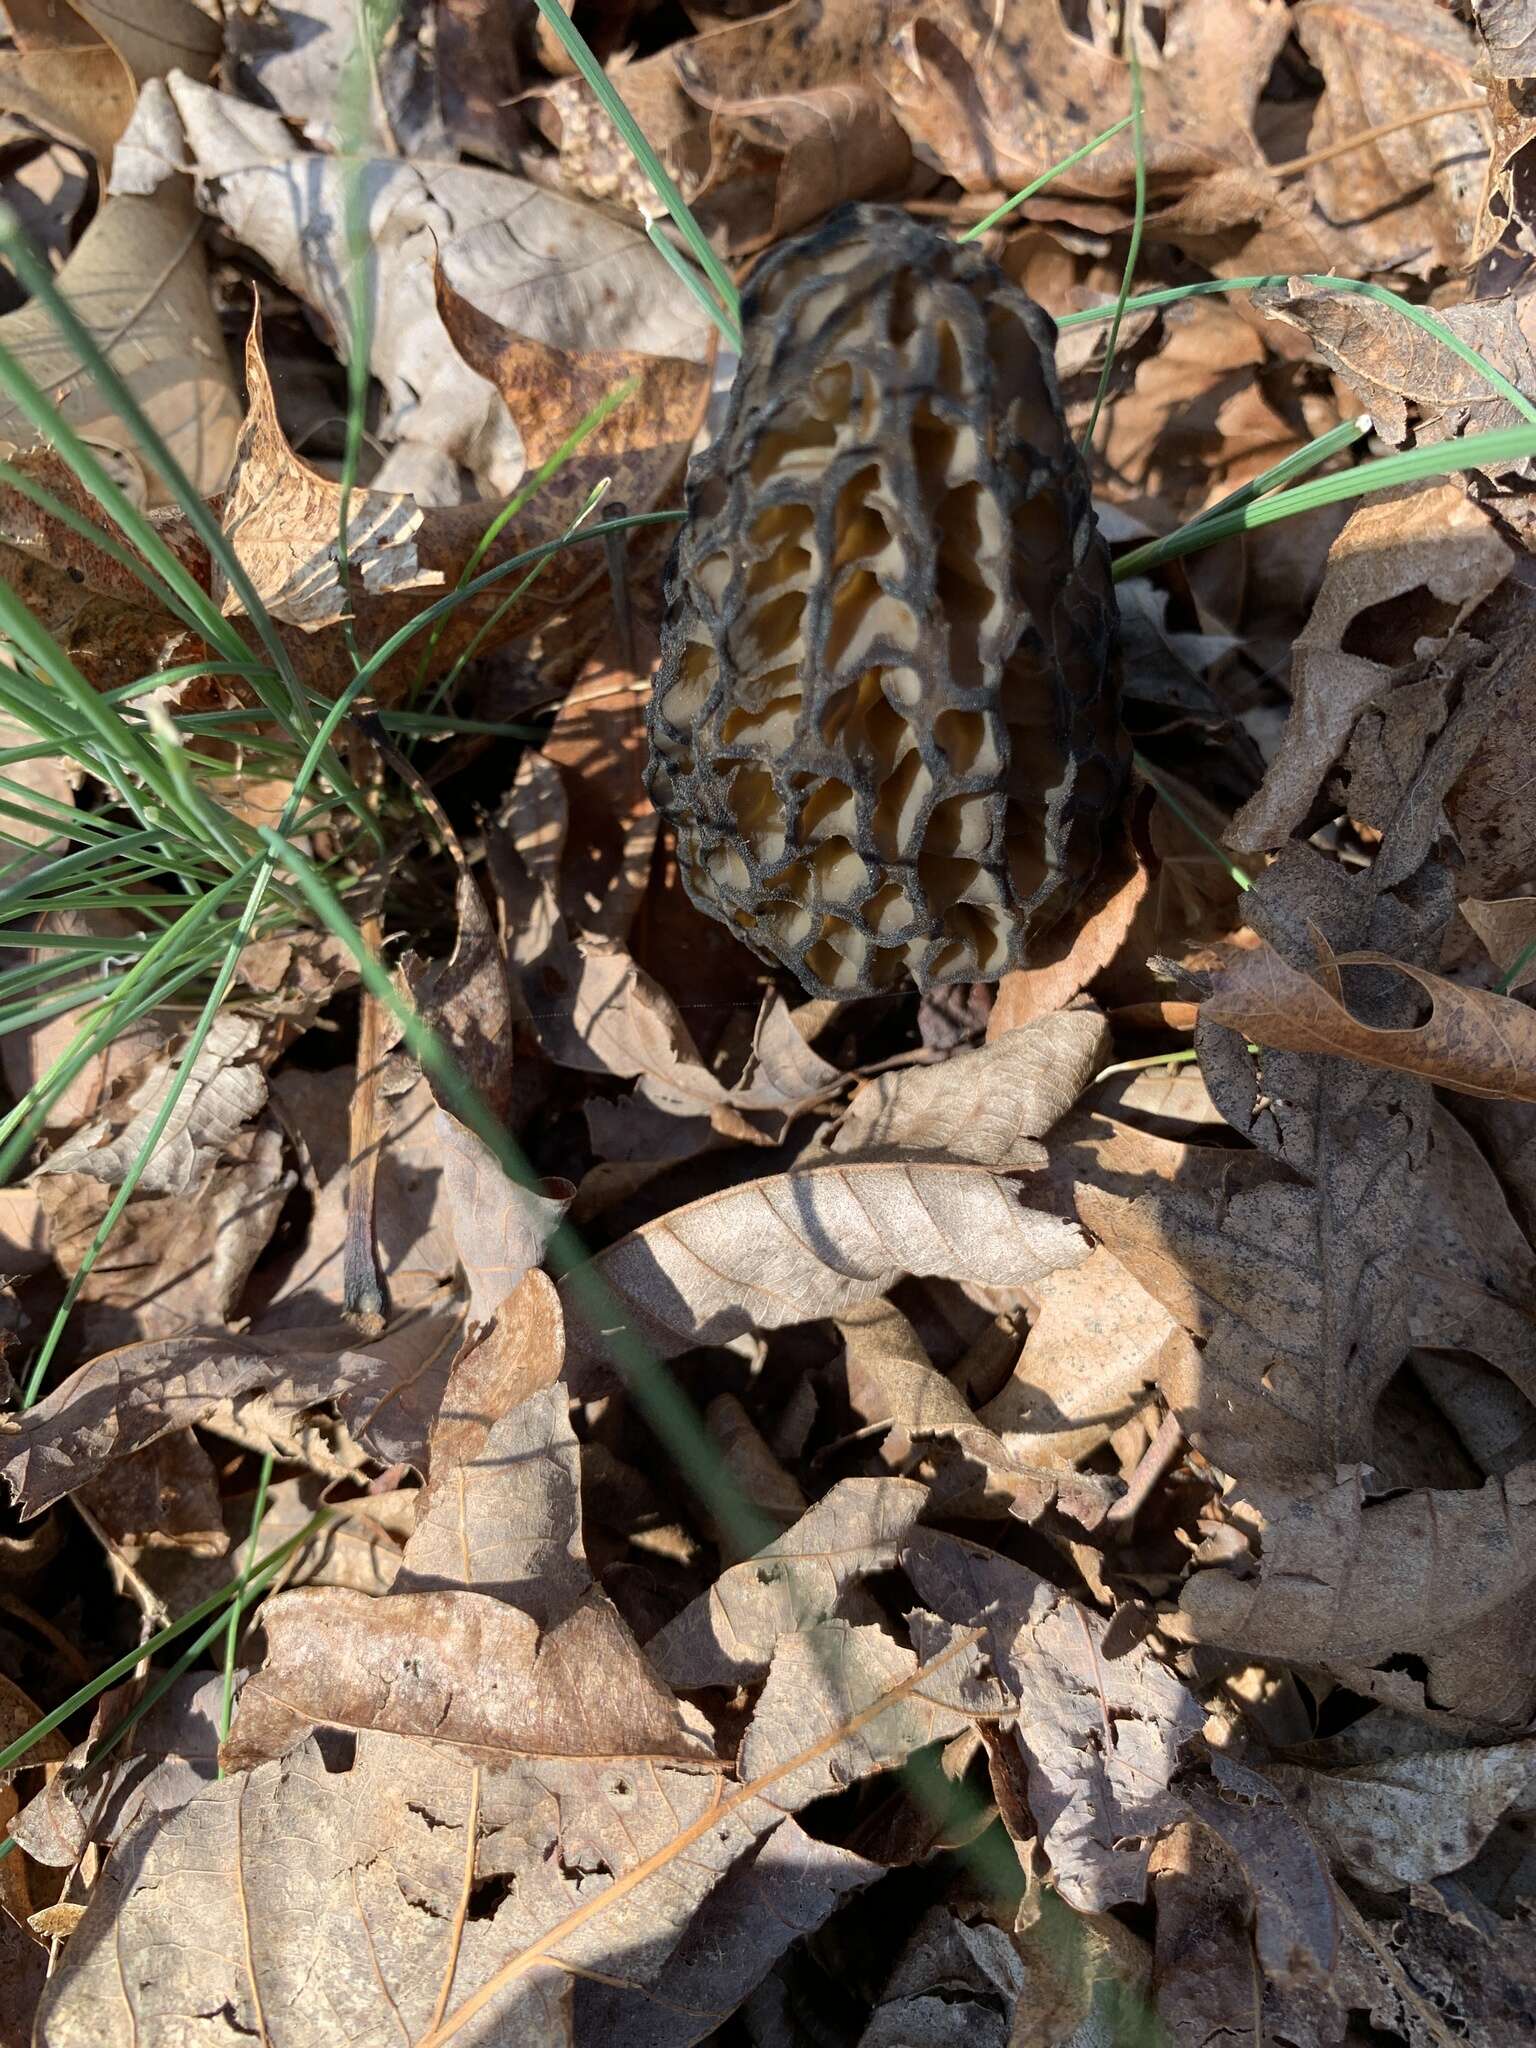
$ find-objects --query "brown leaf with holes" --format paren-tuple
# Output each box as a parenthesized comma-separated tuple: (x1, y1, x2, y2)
(1200, 936, 1536, 1102)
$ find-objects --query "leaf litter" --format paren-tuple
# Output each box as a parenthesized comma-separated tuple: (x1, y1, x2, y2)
(1, 1, 1536, 2044)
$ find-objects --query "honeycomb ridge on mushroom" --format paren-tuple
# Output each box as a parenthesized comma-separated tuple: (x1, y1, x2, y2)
(645, 203, 1130, 997)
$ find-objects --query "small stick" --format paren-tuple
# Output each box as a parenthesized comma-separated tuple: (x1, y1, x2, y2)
(1104, 1408, 1184, 1529)
(1273, 95, 1487, 180)
(602, 500, 637, 676)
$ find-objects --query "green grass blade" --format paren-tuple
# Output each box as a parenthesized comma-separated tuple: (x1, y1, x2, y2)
(531, 0, 741, 337)
(959, 113, 1136, 242)
(1114, 416, 1369, 579)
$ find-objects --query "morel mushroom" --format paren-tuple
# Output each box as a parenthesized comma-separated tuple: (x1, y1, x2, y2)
(646, 203, 1129, 997)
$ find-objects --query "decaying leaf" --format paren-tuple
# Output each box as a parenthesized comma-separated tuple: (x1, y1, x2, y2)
(35, 1013, 266, 1197)
(829, 1008, 1108, 1168)
(646, 1476, 927, 1688)
(0, 0, 219, 171)
(1294, 0, 1490, 280)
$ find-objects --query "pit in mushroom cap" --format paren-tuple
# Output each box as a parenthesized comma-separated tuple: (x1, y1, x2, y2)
(645, 203, 1130, 998)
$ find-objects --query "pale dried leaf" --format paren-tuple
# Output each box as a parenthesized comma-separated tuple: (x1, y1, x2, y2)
(1461, 898, 1536, 993)
(224, 1583, 714, 1772)
(166, 72, 709, 499)
(1268, 1740, 1536, 1892)
(1175, 1461, 1536, 1669)
(395, 1273, 584, 1622)
(646, 1476, 927, 1688)
(567, 1161, 1090, 1380)
(35, 1013, 266, 1196)
(0, 184, 238, 498)
(829, 1009, 1108, 1168)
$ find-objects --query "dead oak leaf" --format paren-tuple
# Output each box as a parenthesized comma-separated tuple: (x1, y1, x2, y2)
(876, 0, 1289, 222)
(1294, 0, 1491, 280)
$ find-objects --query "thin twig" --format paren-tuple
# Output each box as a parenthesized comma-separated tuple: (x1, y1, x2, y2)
(1273, 94, 1488, 180)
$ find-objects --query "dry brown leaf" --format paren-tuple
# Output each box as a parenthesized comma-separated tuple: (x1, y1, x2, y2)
(645, 1475, 927, 1688)
(31, 1119, 291, 1353)
(34, 1012, 266, 1197)
(1294, 0, 1490, 280)
(829, 1008, 1107, 1169)
(877, 0, 1289, 222)
(528, 0, 903, 252)
(904, 1532, 1204, 1913)
(223, 1583, 715, 1773)
(985, 822, 1150, 1035)
(394, 1272, 584, 1619)
(223, 0, 443, 155)
(0, 183, 238, 498)
(0, 456, 207, 688)
(978, 1247, 1199, 1469)
(1259, 279, 1536, 451)
(1461, 897, 1536, 992)
(74, 1428, 224, 1555)
(0, 1319, 466, 1517)
(566, 1160, 1090, 1383)
(168, 73, 710, 502)
(1175, 1460, 1536, 1674)
(435, 261, 711, 489)
(1200, 936, 1536, 1102)
(0, 0, 219, 169)
(1268, 1739, 1536, 1892)
(832, 1300, 1115, 1524)
(1231, 485, 1513, 855)
(36, 1627, 979, 2044)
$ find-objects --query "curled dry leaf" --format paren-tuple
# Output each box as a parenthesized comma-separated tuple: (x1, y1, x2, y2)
(1231, 485, 1513, 856)
(394, 1272, 584, 1620)
(566, 1160, 1090, 1382)
(1200, 938, 1536, 1103)
(164, 72, 710, 501)
(0, 1319, 469, 1518)
(0, 184, 238, 498)
(978, 1246, 1199, 1469)
(904, 1531, 1204, 1914)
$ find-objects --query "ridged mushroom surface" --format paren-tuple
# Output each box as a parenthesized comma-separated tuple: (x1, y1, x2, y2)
(646, 204, 1129, 997)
